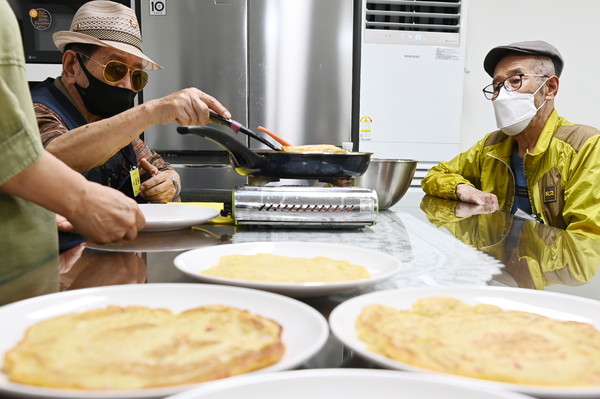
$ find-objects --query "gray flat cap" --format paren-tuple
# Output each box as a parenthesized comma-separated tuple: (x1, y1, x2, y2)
(483, 40, 564, 77)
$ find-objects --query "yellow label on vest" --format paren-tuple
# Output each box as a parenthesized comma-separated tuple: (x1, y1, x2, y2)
(130, 167, 141, 197)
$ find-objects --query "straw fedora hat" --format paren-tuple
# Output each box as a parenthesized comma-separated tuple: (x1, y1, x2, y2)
(53, 0, 162, 70)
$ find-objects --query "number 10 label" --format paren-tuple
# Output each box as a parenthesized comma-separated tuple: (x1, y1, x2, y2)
(149, 0, 166, 16)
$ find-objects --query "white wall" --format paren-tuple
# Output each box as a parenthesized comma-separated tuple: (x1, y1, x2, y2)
(461, 0, 600, 151)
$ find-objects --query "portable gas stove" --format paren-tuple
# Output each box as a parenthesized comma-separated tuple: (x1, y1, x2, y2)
(230, 183, 378, 228)
(177, 125, 377, 228)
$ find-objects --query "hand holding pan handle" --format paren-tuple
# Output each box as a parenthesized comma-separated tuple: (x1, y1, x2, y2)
(208, 112, 280, 151)
(177, 126, 265, 172)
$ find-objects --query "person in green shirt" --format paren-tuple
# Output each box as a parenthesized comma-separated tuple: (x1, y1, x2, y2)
(0, 0, 145, 289)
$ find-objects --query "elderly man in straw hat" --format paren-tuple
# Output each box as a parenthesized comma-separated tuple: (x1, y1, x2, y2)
(421, 40, 600, 236)
(31, 1, 231, 209)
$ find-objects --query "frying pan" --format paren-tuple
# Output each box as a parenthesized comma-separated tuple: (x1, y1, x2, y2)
(177, 126, 372, 179)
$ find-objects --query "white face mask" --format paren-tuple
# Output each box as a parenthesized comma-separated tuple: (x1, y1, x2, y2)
(493, 80, 547, 136)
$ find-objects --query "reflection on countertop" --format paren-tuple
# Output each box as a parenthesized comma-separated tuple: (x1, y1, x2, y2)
(3, 192, 600, 307)
(420, 194, 600, 292)
(85, 227, 229, 252)
(59, 244, 147, 291)
(0, 255, 59, 307)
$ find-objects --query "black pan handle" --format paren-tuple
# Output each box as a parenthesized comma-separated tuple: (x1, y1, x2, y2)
(177, 126, 265, 170)
(209, 112, 279, 151)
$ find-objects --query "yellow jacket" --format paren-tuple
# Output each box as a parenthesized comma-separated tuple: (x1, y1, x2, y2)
(422, 110, 600, 236)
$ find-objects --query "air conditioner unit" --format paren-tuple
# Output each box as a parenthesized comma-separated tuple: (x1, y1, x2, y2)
(358, 0, 468, 187)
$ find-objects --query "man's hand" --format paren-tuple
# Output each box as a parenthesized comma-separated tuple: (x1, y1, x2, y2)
(1, 151, 145, 245)
(138, 158, 178, 203)
(147, 87, 231, 126)
(64, 182, 146, 244)
(456, 184, 500, 211)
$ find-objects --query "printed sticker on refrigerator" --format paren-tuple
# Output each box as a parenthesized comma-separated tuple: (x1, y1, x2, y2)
(360, 116, 373, 141)
(148, 0, 167, 15)
(29, 8, 52, 30)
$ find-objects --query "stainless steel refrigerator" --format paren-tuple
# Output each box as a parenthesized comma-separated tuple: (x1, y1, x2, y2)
(137, 0, 357, 196)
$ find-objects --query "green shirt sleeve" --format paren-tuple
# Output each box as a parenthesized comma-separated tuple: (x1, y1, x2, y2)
(0, 0, 45, 185)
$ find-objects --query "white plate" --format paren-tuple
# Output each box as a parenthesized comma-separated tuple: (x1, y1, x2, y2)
(164, 369, 534, 399)
(173, 242, 401, 297)
(0, 283, 328, 399)
(329, 286, 600, 399)
(139, 204, 220, 231)
(86, 228, 220, 252)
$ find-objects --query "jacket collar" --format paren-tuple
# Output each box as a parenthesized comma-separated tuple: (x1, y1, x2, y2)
(486, 109, 561, 160)
(531, 109, 560, 156)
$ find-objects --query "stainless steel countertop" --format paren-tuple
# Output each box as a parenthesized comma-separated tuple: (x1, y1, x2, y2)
(2, 190, 600, 398)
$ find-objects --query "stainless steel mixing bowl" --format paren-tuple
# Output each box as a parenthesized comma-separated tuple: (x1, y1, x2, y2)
(354, 159, 417, 210)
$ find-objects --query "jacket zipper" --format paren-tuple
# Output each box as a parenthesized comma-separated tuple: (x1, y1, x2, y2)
(487, 152, 543, 223)
(486, 153, 514, 212)
(522, 153, 534, 217)
(522, 153, 544, 223)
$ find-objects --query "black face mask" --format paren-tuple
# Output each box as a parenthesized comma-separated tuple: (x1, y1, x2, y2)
(75, 54, 137, 118)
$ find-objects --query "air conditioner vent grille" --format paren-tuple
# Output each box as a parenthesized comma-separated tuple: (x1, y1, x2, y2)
(366, 0, 462, 33)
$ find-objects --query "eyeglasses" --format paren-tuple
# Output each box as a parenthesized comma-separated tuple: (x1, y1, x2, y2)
(77, 52, 149, 92)
(482, 73, 549, 100)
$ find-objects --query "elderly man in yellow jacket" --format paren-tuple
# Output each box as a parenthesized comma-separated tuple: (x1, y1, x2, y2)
(422, 40, 600, 236)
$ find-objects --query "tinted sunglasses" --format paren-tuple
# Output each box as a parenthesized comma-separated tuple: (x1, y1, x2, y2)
(76, 52, 149, 92)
